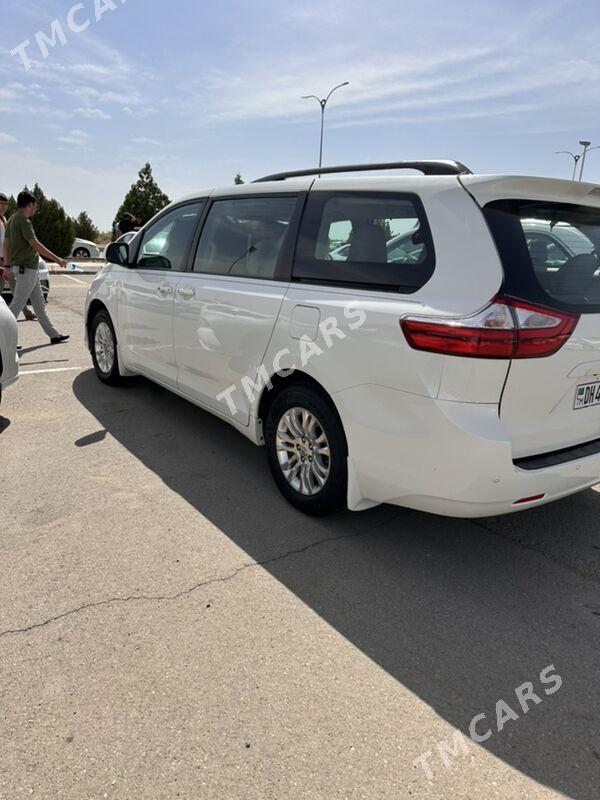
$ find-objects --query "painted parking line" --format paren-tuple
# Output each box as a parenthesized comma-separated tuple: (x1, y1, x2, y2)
(52, 274, 88, 285)
(19, 366, 86, 375)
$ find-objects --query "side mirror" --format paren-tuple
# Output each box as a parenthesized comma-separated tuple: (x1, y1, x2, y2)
(105, 242, 131, 266)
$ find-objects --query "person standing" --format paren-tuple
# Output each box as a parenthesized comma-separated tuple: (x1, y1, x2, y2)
(3, 191, 69, 344)
(115, 212, 139, 239)
(0, 192, 36, 321)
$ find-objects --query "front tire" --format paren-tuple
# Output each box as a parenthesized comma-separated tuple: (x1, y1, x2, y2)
(265, 384, 348, 516)
(73, 247, 90, 258)
(90, 309, 123, 385)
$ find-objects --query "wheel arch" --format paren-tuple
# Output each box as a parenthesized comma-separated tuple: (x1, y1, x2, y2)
(257, 369, 348, 452)
(86, 299, 110, 342)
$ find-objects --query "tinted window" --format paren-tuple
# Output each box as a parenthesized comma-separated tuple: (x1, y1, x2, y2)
(138, 203, 202, 270)
(294, 192, 435, 292)
(525, 233, 570, 272)
(387, 228, 427, 264)
(484, 200, 600, 312)
(193, 196, 297, 279)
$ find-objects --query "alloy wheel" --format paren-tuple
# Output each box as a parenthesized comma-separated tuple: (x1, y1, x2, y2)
(94, 321, 115, 374)
(276, 406, 331, 495)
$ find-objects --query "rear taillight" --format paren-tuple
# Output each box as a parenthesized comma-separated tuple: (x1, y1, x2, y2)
(401, 296, 579, 359)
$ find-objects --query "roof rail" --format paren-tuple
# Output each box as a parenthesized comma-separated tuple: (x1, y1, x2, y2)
(252, 160, 472, 183)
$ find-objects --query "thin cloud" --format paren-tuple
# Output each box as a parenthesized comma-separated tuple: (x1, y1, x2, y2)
(131, 137, 165, 147)
(56, 128, 92, 148)
(74, 107, 111, 120)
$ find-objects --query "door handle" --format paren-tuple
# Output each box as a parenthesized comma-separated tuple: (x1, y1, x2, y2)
(157, 282, 173, 297)
(177, 285, 195, 300)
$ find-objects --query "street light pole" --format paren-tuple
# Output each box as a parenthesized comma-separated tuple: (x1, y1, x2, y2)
(578, 140, 600, 181)
(556, 151, 582, 181)
(302, 82, 349, 170)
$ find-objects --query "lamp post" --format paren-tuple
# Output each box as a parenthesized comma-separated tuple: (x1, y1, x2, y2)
(302, 82, 349, 170)
(556, 150, 582, 181)
(578, 140, 600, 182)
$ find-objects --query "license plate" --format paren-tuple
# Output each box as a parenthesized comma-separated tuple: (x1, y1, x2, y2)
(574, 381, 600, 410)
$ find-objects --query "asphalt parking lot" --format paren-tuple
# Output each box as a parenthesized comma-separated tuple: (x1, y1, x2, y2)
(1, 275, 600, 799)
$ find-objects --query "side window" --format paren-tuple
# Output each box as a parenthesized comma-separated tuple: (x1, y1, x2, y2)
(193, 196, 297, 279)
(137, 203, 203, 271)
(294, 192, 435, 292)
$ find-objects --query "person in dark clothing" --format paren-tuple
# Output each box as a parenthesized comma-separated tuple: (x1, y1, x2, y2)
(115, 212, 140, 239)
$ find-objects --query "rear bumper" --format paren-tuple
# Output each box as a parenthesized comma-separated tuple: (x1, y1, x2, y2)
(335, 384, 600, 517)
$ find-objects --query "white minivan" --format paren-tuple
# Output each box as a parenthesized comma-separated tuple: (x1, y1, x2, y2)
(85, 160, 600, 517)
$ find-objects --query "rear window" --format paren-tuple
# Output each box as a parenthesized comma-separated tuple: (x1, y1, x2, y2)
(293, 192, 435, 292)
(484, 200, 600, 312)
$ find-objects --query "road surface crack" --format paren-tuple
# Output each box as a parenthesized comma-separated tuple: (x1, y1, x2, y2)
(0, 513, 399, 639)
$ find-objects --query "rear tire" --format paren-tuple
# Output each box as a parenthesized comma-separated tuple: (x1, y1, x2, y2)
(74, 247, 90, 258)
(90, 309, 123, 385)
(265, 384, 348, 516)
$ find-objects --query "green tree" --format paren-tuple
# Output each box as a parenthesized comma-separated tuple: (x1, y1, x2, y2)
(6, 195, 16, 219)
(234, 173, 244, 185)
(13, 184, 75, 258)
(72, 211, 99, 242)
(114, 163, 170, 232)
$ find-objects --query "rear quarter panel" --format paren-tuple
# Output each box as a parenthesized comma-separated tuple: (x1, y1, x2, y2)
(257, 177, 507, 407)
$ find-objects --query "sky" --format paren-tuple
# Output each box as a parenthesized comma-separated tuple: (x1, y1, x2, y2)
(1, 0, 600, 229)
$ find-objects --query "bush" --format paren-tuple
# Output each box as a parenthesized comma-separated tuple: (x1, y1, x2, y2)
(6, 195, 16, 219)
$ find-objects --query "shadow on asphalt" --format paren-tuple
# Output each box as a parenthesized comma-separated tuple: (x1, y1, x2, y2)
(17, 343, 55, 356)
(73, 370, 600, 799)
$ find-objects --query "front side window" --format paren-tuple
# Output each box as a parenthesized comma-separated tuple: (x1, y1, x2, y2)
(193, 196, 297, 279)
(485, 200, 600, 311)
(294, 192, 435, 292)
(137, 203, 203, 271)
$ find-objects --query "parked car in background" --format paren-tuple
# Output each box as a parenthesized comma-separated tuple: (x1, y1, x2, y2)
(330, 219, 593, 272)
(0, 257, 50, 304)
(330, 227, 426, 264)
(70, 238, 103, 259)
(39, 258, 50, 301)
(521, 219, 594, 273)
(0, 294, 18, 405)
(85, 160, 600, 519)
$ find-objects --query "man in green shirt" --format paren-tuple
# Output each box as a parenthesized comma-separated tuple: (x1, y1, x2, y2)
(2, 191, 69, 344)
